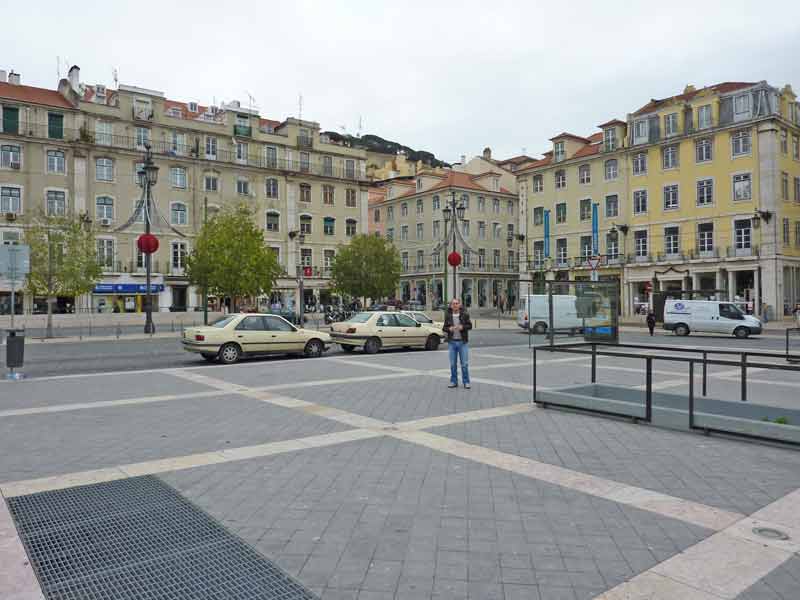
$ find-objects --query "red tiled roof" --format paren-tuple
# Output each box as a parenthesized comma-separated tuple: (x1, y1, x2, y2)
(0, 82, 73, 109)
(164, 99, 210, 118)
(587, 132, 603, 143)
(633, 82, 756, 116)
(597, 119, 625, 128)
(260, 117, 281, 130)
(497, 155, 535, 165)
(571, 144, 600, 159)
(397, 171, 513, 198)
(517, 156, 553, 172)
(549, 132, 590, 143)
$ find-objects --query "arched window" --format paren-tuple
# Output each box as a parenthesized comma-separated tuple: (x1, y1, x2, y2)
(345, 218, 357, 237)
(265, 210, 280, 232)
(95, 196, 114, 220)
(604, 159, 618, 180)
(300, 214, 312, 234)
(578, 164, 591, 184)
(171, 202, 188, 225)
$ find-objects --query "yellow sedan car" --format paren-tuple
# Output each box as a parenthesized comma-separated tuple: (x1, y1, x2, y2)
(330, 311, 442, 354)
(401, 310, 445, 337)
(182, 313, 331, 364)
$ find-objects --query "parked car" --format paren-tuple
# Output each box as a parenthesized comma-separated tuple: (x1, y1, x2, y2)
(401, 310, 445, 338)
(330, 311, 442, 353)
(663, 300, 762, 338)
(182, 313, 331, 364)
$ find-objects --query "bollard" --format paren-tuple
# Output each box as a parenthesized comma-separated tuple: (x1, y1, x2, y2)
(5, 329, 25, 380)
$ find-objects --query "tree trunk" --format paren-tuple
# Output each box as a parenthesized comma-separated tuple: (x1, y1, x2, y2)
(46, 296, 54, 338)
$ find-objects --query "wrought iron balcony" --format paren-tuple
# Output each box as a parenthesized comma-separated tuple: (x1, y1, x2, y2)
(233, 124, 252, 137)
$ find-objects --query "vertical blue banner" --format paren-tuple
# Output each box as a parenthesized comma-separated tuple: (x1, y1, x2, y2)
(543, 210, 550, 258)
(591, 203, 599, 256)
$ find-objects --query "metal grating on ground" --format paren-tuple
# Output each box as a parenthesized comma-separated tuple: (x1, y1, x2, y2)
(7, 476, 318, 600)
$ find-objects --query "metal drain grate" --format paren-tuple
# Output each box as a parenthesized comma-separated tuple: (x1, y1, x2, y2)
(7, 476, 318, 600)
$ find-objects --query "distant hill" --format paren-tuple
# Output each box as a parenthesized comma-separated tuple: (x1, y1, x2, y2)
(322, 132, 449, 168)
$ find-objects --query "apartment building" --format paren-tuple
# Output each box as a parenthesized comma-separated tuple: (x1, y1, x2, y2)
(0, 65, 368, 314)
(519, 81, 800, 317)
(373, 158, 519, 309)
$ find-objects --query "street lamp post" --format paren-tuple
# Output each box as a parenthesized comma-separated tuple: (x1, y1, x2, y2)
(289, 229, 306, 324)
(442, 191, 466, 301)
(140, 146, 159, 334)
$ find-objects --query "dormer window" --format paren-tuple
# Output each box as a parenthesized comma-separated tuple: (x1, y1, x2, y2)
(633, 119, 649, 144)
(416, 179, 422, 190)
(664, 113, 678, 136)
(236, 114, 249, 126)
(603, 128, 617, 151)
(95, 85, 106, 103)
(492, 177, 499, 191)
(554, 141, 565, 162)
(188, 102, 198, 113)
(734, 93, 751, 117)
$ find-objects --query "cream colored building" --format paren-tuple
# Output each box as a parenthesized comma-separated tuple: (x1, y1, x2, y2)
(0, 65, 368, 314)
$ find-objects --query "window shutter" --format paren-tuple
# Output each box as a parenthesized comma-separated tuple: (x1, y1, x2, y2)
(648, 116, 660, 143)
(719, 97, 733, 125)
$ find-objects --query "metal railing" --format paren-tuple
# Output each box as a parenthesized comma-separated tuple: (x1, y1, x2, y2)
(787, 327, 800, 363)
(533, 341, 800, 446)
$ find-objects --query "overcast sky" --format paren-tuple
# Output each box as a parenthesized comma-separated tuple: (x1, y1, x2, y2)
(6, 1, 800, 163)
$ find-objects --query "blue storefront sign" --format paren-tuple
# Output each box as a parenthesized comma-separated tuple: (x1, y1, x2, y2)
(591, 203, 599, 256)
(543, 210, 551, 258)
(93, 283, 165, 294)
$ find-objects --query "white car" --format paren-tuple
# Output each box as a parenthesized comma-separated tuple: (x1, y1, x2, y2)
(330, 311, 442, 353)
(182, 313, 331, 364)
(401, 311, 445, 337)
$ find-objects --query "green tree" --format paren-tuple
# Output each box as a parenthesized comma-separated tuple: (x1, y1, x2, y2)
(331, 234, 401, 302)
(186, 205, 281, 311)
(24, 211, 102, 338)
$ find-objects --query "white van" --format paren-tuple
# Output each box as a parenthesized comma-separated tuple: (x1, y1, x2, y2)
(518, 295, 583, 334)
(663, 299, 762, 338)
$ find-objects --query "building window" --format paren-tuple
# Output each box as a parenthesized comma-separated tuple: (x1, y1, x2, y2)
(1, 144, 21, 168)
(663, 184, 679, 210)
(401, 252, 408, 270)
(731, 130, 751, 156)
(205, 175, 218, 192)
(373, 208, 380, 223)
(135, 127, 150, 149)
(550, 202, 565, 224)
(633, 190, 648, 214)
(532, 174, 543, 192)
(264, 145, 277, 168)
(507, 200, 514, 216)
(47, 113, 64, 139)
(734, 219, 751, 249)
(634, 230, 648, 257)
(416, 198, 424, 214)
(492, 198, 500, 213)
(171, 202, 187, 225)
(300, 215, 312, 235)
(606, 233, 618, 258)
(432, 195, 440, 210)
(433, 220, 440, 239)
(461, 220, 470, 237)
(795, 177, 800, 202)
(734, 93, 751, 117)
(170, 130, 185, 155)
(323, 185, 335, 205)
(507, 223, 515, 240)
(697, 105, 712, 129)
(205, 136, 217, 159)
(698, 223, 714, 253)
(299, 184, 311, 202)
(95, 196, 113, 220)
(604, 128, 617, 151)
(478, 221, 486, 239)
(299, 152, 310, 172)
(346, 219, 357, 236)
(664, 113, 678, 136)
(172, 241, 187, 270)
(387, 206, 394, 221)
(323, 216, 335, 236)
(266, 211, 280, 232)
(386, 228, 394, 241)
(793, 135, 799, 160)
(781, 129, 789, 154)
(508, 250, 515, 269)
(345, 189, 357, 207)
(697, 179, 713, 206)
(47, 150, 65, 174)
(321, 155, 332, 176)
(555, 169, 566, 189)
(477, 196, 486, 212)
(781, 172, 789, 200)
(478, 249, 486, 268)
(578, 164, 591, 184)
(170, 167, 187, 189)
(492, 222, 501, 240)
(633, 119, 649, 144)
(555, 239, 567, 265)
(95, 121, 112, 146)
(662, 145, 678, 169)
(605, 194, 618, 218)
(96, 239, 114, 268)
(604, 159, 617, 180)
(1, 187, 21, 213)
(580, 235, 592, 258)
(493, 249, 501, 269)
(401, 202, 408, 217)
(400, 225, 408, 240)
(664, 226, 679, 255)
(733, 173, 752, 201)
(46, 190, 66, 216)
(783, 218, 790, 245)
(554, 141, 565, 162)
(344, 159, 356, 179)
(95, 158, 113, 182)
(416, 222, 424, 239)
(236, 142, 248, 164)
(632, 152, 647, 175)
(236, 179, 249, 196)
(579, 198, 591, 221)
(533, 207, 544, 225)
(301, 248, 312, 267)
(696, 138, 712, 162)
(460, 194, 469, 209)
(266, 178, 278, 198)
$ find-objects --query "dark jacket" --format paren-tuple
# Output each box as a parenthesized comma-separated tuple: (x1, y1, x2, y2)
(443, 309, 473, 343)
(646, 314, 656, 328)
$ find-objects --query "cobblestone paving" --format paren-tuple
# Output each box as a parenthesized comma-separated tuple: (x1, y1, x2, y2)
(735, 555, 800, 599)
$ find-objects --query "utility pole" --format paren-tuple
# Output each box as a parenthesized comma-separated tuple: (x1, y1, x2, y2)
(203, 196, 208, 325)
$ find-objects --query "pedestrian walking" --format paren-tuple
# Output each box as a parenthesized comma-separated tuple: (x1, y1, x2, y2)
(443, 298, 472, 389)
(646, 310, 656, 336)
(793, 303, 800, 327)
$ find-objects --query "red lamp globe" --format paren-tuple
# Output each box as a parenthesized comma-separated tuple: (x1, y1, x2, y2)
(137, 233, 159, 255)
(447, 251, 462, 267)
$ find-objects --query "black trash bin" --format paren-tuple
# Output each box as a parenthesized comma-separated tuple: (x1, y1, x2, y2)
(6, 329, 24, 369)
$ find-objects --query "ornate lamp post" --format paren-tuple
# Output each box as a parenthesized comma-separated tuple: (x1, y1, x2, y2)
(439, 191, 469, 301)
(139, 147, 159, 334)
(289, 229, 306, 324)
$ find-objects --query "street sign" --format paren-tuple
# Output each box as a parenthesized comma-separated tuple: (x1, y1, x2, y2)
(0, 245, 30, 278)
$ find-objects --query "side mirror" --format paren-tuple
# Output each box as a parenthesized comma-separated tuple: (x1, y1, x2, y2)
(416, 322, 421, 327)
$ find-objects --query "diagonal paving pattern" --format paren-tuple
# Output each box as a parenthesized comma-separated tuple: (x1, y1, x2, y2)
(1, 348, 799, 600)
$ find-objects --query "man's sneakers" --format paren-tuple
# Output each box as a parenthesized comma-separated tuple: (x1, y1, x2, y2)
(448, 383, 458, 388)
(464, 384, 471, 389)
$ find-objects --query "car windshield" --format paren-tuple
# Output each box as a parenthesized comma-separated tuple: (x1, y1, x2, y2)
(413, 313, 431, 323)
(347, 312, 373, 323)
(211, 315, 238, 328)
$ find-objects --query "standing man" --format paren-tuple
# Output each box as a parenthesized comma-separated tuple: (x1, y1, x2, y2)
(646, 310, 656, 336)
(443, 298, 472, 389)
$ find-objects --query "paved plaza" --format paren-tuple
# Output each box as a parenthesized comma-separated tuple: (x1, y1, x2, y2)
(1, 340, 800, 599)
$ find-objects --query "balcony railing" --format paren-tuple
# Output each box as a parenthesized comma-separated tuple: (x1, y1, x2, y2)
(233, 124, 252, 138)
(726, 245, 759, 258)
(297, 136, 313, 149)
(294, 265, 333, 279)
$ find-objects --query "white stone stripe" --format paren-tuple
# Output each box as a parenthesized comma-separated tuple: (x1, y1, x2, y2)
(0, 490, 45, 599)
(327, 357, 420, 373)
(0, 429, 382, 498)
(596, 488, 800, 599)
(389, 430, 742, 531)
(398, 403, 535, 431)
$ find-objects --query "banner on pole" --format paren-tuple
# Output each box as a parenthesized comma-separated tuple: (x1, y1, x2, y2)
(543, 210, 550, 258)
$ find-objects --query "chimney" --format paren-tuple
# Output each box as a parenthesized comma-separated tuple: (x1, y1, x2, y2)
(483, 147, 492, 160)
(8, 71, 20, 85)
(68, 65, 80, 92)
(0, 70, 6, 83)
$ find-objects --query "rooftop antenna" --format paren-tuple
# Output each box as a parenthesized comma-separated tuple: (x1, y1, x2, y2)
(245, 90, 257, 115)
(356, 115, 363, 138)
(112, 68, 119, 88)
(298, 93, 303, 121)
(56, 56, 61, 79)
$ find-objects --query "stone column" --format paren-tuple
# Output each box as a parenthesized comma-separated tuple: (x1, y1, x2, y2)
(754, 267, 762, 317)
(728, 270, 736, 301)
(715, 269, 724, 298)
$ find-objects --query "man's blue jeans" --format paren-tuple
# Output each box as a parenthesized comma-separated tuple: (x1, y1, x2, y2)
(448, 340, 470, 385)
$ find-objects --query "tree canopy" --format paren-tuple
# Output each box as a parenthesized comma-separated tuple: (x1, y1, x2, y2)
(185, 205, 281, 309)
(330, 233, 401, 301)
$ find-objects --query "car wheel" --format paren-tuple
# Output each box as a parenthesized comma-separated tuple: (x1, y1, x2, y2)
(425, 335, 440, 351)
(674, 324, 690, 337)
(201, 353, 217, 363)
(219, 343, 241, 364)
(734, 326, 750, 339)
(364, 337, 381, 354)
(532, 322, 547, 334)
(304, 339, 324, 358)
(341, 344, 355, 353)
